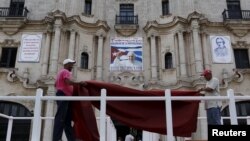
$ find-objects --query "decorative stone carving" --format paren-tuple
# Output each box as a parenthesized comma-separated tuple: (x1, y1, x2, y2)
(187, 11, 204, 22)
(142, 77, 207, 90)
(109, 71, 144, 86)
(0, 19, 27, 35)
(82, 45, 88, 52)
(6, 68, 38, 89)
(7, 70, 18, 82)
(232, 41, 250, 48)
(224, 21, 250, 37)
(221, 69, 245, 89)
(0, 39, 20, 47)
(114, 24, 139, 37)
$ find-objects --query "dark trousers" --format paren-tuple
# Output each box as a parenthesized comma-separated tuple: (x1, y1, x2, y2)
(206, 107, 221, 125)
(53, 90, 75, 141)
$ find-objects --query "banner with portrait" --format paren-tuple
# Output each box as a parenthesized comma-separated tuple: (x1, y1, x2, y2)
(110, 37, 143, 71)
(210, 36, 232, 63)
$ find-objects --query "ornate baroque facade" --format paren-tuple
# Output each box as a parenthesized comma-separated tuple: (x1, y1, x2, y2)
(1, 0, 250, 140)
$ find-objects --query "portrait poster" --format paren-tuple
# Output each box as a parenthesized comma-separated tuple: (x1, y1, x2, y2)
(19, 34, 43, 62)
(210, 36, 232, 63)
(110, 37, 143, 71)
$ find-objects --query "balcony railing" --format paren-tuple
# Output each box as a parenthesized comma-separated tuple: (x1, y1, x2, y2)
(222, 9, 250, 21)
(1, 89, 250, 141)
(115, 15, 138, 25)
(0, 7, 29, 17)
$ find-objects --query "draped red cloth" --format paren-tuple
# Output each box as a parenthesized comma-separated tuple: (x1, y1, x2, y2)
(72, 80, 200, 141)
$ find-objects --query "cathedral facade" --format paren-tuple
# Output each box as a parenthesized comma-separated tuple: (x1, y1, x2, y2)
(1, 0, 250, 140)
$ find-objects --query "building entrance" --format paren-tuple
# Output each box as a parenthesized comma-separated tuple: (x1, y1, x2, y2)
(0, 101, 32, 141)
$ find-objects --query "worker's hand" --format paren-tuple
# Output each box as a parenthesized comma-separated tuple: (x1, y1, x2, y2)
(197, 88, 205, 96)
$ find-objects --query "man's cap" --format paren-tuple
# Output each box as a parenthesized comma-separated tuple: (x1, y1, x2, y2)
(63, 59, 76, 65)
(201, 69, 212, 76)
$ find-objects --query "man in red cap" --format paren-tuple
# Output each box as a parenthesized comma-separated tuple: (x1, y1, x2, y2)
(198, 69, 222, 125)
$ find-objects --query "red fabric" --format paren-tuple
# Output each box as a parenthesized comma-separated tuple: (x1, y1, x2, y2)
(72, 87, 100, 141)
(72, 80, 200, 141)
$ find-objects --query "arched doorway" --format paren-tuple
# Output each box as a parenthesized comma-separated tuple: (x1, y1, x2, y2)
(0, 101, 33, 141)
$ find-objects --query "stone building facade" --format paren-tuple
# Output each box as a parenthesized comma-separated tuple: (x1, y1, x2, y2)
(0, 0, 250, 140)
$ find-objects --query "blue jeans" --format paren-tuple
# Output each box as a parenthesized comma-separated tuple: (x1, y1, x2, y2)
(53, 90, 75, 141)
(206, 107, 221, 125)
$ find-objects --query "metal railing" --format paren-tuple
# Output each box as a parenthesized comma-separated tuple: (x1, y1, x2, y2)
(1, 89, 250, 141)
(0, 7, 29, 17)
(222, 9, 250, 21)
(115, 15, 138, 24)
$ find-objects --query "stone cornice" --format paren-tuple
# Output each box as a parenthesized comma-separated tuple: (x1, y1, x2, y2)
(66, 16, 110, 32)
(0, 18, 28, 35)
(0, 39, 20, 47)
(223, 20, 250, 37)
(43, 11, 110, 35)
(48, 10, 67, 23)
(187, 11, 205, 23)
(143, 16, 187, 33)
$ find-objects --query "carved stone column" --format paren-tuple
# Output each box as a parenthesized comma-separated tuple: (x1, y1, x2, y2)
(42, 84, 56, 141)
(41, 30, 52, 77)
(43, 19, 62, 140)
(201, 32, 210, 69)
(150, 35, 158, 80)
(191, 20, 203, 73)
(177, 31, 187, 77)
(68, 29, 76, 59)
(96, 35, 104, 80)
(49, 19, 62, 75)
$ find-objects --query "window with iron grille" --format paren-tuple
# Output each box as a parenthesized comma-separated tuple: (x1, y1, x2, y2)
(234, 49, 250, 69)
(81, 52, 89, 69)
(120, 4, 134, 24)
(84, 0, 92, 15)
(221, 101, 250, 125)
(226, 0, 242, 19)
(165, 52, 173, 69)
(162, 0, 169, 16)
(9, 0, 25, 16)
(0, 47, 17, 68)
(0, 101, 32, 141)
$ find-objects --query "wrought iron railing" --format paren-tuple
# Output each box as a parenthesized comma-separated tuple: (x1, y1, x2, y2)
(115, 15, 138, 24)
(0, 7, 29, 17)
(222, 9, 250, 21)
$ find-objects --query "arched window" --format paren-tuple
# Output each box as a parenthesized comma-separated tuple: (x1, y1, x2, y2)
(0, 101, 32, 140)
(165, 52, 173, 69)
(81, 52, 89, 69)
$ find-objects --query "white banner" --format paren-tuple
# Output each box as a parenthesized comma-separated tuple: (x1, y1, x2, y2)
(210, 36, 232, 63)
(19, 34, 42, 62)
(110, 37, 143, 71)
